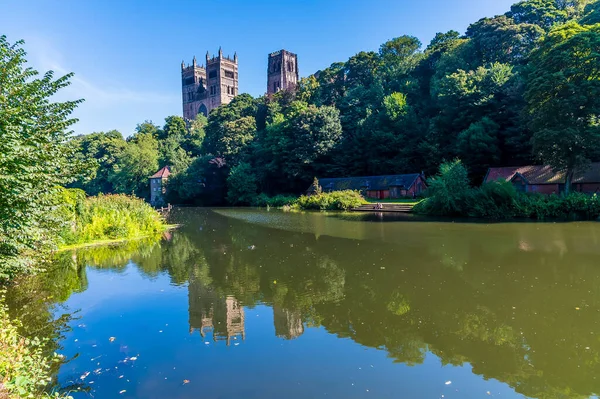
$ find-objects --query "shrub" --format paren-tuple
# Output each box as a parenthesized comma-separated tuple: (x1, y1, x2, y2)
(252, 194, 297, 208)
(0, 295, 70, 398)
(294, 190, 364, 211)
(468, 180, 519, 219)
(414, 160, 470, 216)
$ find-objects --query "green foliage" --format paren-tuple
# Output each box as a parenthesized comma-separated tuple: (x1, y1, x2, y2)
(166, 156, 228, 206)
(416, 160, 600, 220)
(227, 162, 258, 205)
(526, 22, 600, 193)
(57, 192, 165, 246)
(251, 194, 298, 208)
(0, 35, 81, 278)
(0, 296, 70, 398)
(457, 117, 501, 179)
(110, 133, 159, 198)
(294, 190, 364, 211)
(415, 160, 471, 216)
(64, 0, 600, 209)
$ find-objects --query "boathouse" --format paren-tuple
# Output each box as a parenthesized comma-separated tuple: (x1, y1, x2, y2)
(308, 174, 427, 199)
(149, 166, 171, 205)
(484, 163, 600, 194)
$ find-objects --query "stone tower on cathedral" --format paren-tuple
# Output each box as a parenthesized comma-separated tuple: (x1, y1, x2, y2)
(181, 47, 238, 120)
(267, 49, 299, 95)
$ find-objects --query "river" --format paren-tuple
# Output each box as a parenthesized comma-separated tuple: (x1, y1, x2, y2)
(7, 208, 600, 398)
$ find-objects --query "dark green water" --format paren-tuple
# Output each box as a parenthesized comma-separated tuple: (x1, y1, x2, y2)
(7, 208, 600, 398)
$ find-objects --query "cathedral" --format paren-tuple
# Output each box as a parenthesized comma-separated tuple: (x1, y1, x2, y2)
(181, 48, 299, 121)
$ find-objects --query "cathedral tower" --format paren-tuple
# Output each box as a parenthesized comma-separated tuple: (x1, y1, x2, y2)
(181, 48, 238, 120)
(267, 49, 299, 95)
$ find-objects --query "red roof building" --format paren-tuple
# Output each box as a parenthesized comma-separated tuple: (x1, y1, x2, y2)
(484, 163, 600, 194)
(150, 166, 172, 179)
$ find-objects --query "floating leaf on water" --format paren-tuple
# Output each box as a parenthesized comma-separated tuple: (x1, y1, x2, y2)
(445, 381, 452, 385)
(119, 390, 126, 394)
(109, 337, 116, 342)
(183, 379, 190, 384)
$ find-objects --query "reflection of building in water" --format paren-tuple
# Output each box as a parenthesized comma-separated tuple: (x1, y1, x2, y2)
(188, 279, 245, 345)
(273, 306, 304, 340)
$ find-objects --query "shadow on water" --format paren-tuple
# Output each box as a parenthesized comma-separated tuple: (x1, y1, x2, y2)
(7, 207, 600, 398)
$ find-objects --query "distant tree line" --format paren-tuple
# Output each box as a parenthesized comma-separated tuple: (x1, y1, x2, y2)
(69, 0, 600, 204)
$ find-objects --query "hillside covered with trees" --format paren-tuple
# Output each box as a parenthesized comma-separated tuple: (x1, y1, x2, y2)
(70, 0, 600, 205)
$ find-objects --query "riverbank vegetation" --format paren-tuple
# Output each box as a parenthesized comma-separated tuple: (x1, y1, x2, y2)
(65, 0, 600, 208)
(0, 36, 167, 279)
(416, 160, 600, 219)
(252, 191, 364, 211)
(0, 299, 69, 399)
(56, 190, 165, 249)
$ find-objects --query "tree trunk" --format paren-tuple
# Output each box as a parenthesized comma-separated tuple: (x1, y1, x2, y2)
(565, 168, 574, 195)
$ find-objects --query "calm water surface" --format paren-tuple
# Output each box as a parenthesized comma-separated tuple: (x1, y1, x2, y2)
(7, 208, 600, 398)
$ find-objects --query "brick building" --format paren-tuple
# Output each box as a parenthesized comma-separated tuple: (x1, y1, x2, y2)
(484, 163, 600, 194)
(308, 174, 427, 200)
(181, 48, 238, 120)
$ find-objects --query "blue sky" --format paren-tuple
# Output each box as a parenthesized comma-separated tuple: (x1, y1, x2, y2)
(1, 0, 516, 136)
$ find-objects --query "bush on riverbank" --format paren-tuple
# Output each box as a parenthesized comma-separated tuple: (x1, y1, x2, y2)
(0, 297, 69, 399)
(252, 194, 297, 208)
(251, 191, 364, 211)
(57, 190, 165, 246)
(415, 160, 600, 220)
(294, 190, 364, 211)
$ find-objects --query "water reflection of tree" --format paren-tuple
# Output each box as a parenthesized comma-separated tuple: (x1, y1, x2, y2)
(13, 209, 600, 398)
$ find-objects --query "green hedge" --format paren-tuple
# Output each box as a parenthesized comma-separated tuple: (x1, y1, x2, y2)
(294, 190, 364, 211)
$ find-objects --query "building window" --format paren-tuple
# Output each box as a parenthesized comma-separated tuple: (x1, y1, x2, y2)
(209, 70, 217, 79)
(225, 70, 234, 79)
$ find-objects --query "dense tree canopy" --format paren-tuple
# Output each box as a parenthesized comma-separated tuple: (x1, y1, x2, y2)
(68, 0, 600, 204)
(0, 35, 81, 276)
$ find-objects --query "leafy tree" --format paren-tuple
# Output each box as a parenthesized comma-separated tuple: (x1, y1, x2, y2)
(135, 121, 161, 138)
(466, 15, 544, 64)
(457, 117, 501, 180)
(110, 133, 159, 198)
(160, 115, 187, 140)
(526, 22, 600, 192)
(0, 35, 81, 277)
(226, 162, 258, 205)
(261, 102, 342, 191)
(581, 0, 600, 23)
(417, 160, 471, 216)
(167, 155, 228, 205)
(69, 130, 127, 195)
(203, 94, 258, 156)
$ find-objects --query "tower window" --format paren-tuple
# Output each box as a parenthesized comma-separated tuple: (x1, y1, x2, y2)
(209, 70, 217, 79)
(225, 70, 234, 79)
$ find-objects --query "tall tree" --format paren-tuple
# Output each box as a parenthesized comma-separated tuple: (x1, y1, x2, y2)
(526, 22, 600, 193)
(0, 36, 81, 276)
(110, 133, 159, 198)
